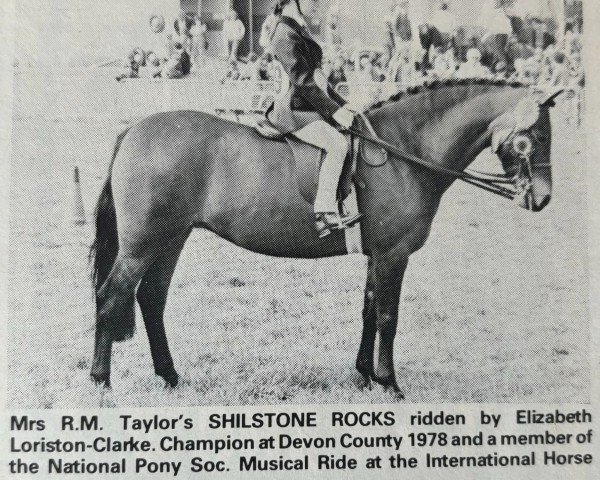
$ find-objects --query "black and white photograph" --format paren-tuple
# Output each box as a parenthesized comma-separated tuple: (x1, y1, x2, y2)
(4, 0, 591, 411)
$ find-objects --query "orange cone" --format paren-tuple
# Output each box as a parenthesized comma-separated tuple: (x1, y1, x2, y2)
(72, 166, 86, 225)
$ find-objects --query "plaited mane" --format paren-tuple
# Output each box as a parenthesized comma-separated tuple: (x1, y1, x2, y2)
(367, 78, 527, 113)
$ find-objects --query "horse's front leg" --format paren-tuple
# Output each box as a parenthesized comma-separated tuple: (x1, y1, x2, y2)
(372, 249, 409, 398)
(356, 257, 376, 387)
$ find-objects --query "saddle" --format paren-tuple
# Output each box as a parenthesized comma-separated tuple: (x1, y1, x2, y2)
(255, 115, 387, 205)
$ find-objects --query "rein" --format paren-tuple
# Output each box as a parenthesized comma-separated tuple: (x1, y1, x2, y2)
(347, 123, 518, 200)
(344, 90, 562, 203)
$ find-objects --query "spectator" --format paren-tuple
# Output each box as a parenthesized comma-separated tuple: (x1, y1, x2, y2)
(179, 44, 191, 75)
(387, 50, 401, 82)
(506, 34, 534, 71)
(173, 10, 192, 50)
(563, 26, 582, 55)
(510, 56, 536, 84)
(162, 43, 190, 79)
(477, 0, 512, 69)
(190, 14, 208, 68)
(166, 33, 176, 57)
(259, 13, 278, 54)
(401, 53, 416, 85)
(493, 61, 507, 80)
(509, 57, 526, 82)
(325, 3, 342, 59)
(223, 9, 246, 59)
(542, 43, 556, 65)
(537, 58, 553, 86)
(383, 3, 397, 67)
(428, 53, 455, 80)
(349, 37, 364, 75)
(268, 58, 284, 83)
(389, 51, 414, 85)
(357, 55, 374, 82)
(568, 52, 584, 87)
(241, 53, 260, 80)
(525, 55, 542, 81)
(327, 56, 347, 89)
(549, 51, 568, 87)
(322, 57, 333, 79)
(224, 60, 241, 81)
(115, 51, 140, 81)
(372, 55, 387, 82)
(143, 51, 162, 78)
(256, 53, 271, 82)
(417, 24, 447, 72)
(529, 17, 554, 50)
(149, 57, 163, 79)
(391, 0, 414, 58)
(457, 48, 491, 79)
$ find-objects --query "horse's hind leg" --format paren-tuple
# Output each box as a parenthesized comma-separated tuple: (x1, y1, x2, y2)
(136, 232, 190, 388)
(91, 326, 114, 387)
(356, 257, 377, 387)
(91, 253, 155, 386)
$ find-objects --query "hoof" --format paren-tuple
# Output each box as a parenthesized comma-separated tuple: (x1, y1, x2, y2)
(356, 363, 374, 386)
(357, 373, 373, 391)
(157, 369, 179, 389)
(90, 373, 111, 389)
(373, 375, 405, 400)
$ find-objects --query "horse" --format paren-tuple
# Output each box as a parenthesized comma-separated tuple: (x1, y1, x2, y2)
(89, 79, 556, 397)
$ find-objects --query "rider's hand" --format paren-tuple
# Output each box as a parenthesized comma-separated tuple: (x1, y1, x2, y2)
(332, 107, 355, 129)
(313, 68, 327, 90)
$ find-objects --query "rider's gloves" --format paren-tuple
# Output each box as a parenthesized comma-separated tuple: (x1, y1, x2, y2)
(332, 107, 355, 129)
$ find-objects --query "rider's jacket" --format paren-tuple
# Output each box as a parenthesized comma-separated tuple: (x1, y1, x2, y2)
(267, 15, 341, 134)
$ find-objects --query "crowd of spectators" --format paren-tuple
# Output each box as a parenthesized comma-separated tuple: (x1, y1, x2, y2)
(116, 10, 207, 81)
(222, 52, 284, 83)
(318, 25, 583, 94)
(116, 2, 584, 98)
(218, 2, 583, 106)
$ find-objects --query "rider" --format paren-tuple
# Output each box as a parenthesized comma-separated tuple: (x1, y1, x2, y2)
(267, 0, 361, 238)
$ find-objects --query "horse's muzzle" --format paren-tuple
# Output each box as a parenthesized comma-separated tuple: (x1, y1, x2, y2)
(521, 172, 552, 212)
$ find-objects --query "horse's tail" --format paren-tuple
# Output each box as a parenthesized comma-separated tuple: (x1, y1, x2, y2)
(89, 129, 128, 327)
(90, 178, 118, 296)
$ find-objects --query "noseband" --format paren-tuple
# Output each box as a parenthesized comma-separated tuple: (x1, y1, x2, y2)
(501, 123, 551, 210)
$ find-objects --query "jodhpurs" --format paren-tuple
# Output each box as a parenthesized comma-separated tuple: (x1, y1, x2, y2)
(293, 120, 349, 213)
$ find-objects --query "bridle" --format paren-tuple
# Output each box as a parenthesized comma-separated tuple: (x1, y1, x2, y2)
(499, 127, 551, 210)
(347, 91, 560, 204)
(348, 124, 520, 200)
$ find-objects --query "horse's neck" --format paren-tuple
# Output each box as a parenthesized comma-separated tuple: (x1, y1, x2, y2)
(422, 87, 530, 173)
(370, 86, 530, 173)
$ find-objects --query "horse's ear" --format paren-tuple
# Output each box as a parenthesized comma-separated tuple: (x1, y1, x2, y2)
(539, 89, 564, 108)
